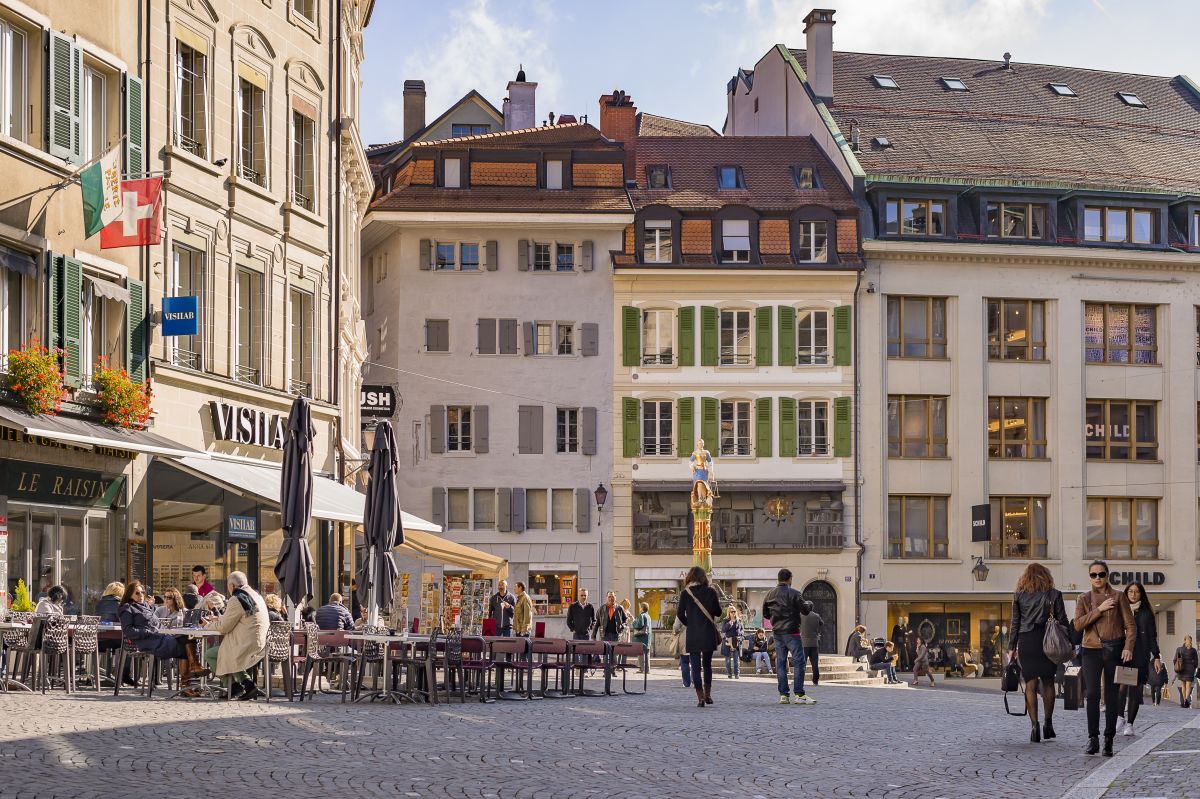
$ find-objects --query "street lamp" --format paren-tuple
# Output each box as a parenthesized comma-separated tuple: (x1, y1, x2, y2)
(971, 555, 990, 582)
(594, 483, 608, 523)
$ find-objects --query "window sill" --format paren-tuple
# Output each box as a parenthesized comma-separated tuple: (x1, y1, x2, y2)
(792, 362, 835, 369)
(988, 457, 1051, 462)
(637, 454, 678, 461)
(431, 269, 484, 274)
(887, 456, 951, 461)
(1084, 361, 1160, 368)
(791, 454, 836, 461)
(886, 356, 950, 362)
(639, 362, 679, 369)
(987, 358, 1050, 364)
(423, 350, 451, 355)
(443, 451, 476, 457)
(284, 200, 326, 227)
(716, 363, 758, 370)
(230, 174, 276, 203)
(164, 143, 221, 176)
(1084, 459, 1163, 465)
(0, 135, 71, 175)
(882, 558, 962, 564)
(528, 270, 579, 275)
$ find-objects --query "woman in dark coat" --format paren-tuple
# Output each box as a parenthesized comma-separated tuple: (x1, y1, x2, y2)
(118, 580, 199, 692)
(1173, 635, 1198, 707)
(676, 566, 722, 708)
(1118, 582, 1159, 735)
(1010, 563, 1067, 743)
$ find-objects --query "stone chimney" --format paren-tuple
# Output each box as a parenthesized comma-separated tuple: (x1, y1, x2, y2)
(599, 90, 637, 178)
(505, 66, 537, 130)
(803, 8, 836, 101)
(403, 80, 426, 140)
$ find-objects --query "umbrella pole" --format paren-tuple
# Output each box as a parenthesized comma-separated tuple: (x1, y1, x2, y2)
(288, 598, 300, 626)
(367, 544, 379, 628)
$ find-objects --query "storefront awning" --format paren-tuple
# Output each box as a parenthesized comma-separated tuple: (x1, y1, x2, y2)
(0, 405, 204, 458)
(399, 530, 507, 579)
(632, 480, 846, 493)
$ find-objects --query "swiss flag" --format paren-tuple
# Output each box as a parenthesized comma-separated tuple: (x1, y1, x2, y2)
(99, 178, 163, 249)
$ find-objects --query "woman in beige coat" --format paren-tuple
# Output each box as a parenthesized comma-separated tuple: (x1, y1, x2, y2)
(204, 571, 269, 700)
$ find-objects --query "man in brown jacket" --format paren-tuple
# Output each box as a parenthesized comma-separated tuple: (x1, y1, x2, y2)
(1073, 560, 1136, 757)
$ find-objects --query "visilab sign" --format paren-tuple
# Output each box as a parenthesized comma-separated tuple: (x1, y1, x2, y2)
(210, 401, 285, 449)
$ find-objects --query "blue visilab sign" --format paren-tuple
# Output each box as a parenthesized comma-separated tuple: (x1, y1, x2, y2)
(227, 514, 258, 541)
(161, 296, 199, 336)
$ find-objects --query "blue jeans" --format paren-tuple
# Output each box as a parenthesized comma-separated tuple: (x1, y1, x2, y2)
(680, 657, 691, 687)
(753, 652, 772, 672)
(774, 633, 806, 696)
(725, 653, 741, 677)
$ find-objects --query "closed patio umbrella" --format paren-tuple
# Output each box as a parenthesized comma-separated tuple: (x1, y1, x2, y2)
(275, 395, 315, 614)
(357, 420, 403, 627)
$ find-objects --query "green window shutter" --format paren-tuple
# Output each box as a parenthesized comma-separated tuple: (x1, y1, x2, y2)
(622, 397, 640, 458)
(700, 397, 719, 450)
(778, 306, 796, 367)
(755, 397, 772, 457)
(677, 306, 695, 366)
(48, 254, 62, 353)
(755, 306, 772, 366)
(47, 32, 81, 163)
(778, 396, 797, 458)
(126, 277, 147, 383)
(621, 305, 640, 367)
(676, 397, 694, 457)
(62, 256, 83, 387)
(699, 306, 718, 366)
(124, 73, 145, 178)
(833, 305, 852, 366)
(834, 396, 852, 457)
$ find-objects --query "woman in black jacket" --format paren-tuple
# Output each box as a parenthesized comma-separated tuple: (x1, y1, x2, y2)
(1009, 563, 1067, 743)
(676, 566, 722, 708)
(1117, 582, 1159, 736)
(1173, 635, 1198, 707)
(118, 581, 200, 694)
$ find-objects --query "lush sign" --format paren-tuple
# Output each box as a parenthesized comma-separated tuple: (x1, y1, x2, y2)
(361, 385, 397, 418)
(210, 401, 284, 449)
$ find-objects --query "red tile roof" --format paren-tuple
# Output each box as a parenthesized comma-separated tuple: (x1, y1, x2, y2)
(636, 112, 718, 137)
(370, 186, 632, 214)
(411, 123, 617, 150)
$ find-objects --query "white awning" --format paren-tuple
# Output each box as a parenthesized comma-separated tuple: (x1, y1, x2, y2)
(0, 404, 204, 458)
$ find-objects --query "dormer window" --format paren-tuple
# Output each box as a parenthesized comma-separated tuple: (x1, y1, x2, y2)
(885, 198, 947, 237)
(716, 166, 744, 190)
(793, 167, 819, 189)
(1192, 211, 1200, 247)
(1117, 91, 1145, 108)
(643, 220, 673, 263)
(443, 158, 461, 188)
(647, 165, 671, 189)
(940, 77, 968, 91)
(986, 202, 1047, 240)
(546, 159, 563, 190)
(1048, 83, 1076, 97)
(872, 74, 899, 89)
(720, 219, 751, 262)
(1084, 206, 1156, 244)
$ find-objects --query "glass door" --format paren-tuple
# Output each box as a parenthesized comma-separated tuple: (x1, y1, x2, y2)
(85, 512, 114, 614)
(58, 512, 84, 614)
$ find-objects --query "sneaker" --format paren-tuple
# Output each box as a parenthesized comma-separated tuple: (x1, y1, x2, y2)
(1116, 717, 1126, 733)
(1122, 723, 1134, 737)
(792, 693, 815, 705)
(778, 694, 791, 704)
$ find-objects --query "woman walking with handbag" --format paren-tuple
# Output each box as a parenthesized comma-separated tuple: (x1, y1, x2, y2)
(1117, 582, 1159, 736)
(1074, 560, 1136, 757)
(1009, 563, 1068, 743)
(676, 566, 722, 708)
(1172, 635, 1197, 707)
(721, 607, 745, 679)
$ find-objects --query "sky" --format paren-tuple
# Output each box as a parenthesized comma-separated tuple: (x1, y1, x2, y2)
(361, 0, 1200, 147)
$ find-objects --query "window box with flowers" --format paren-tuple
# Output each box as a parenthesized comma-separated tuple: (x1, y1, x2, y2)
(6, 341, 66, 415)
(92, 358, 153, 429)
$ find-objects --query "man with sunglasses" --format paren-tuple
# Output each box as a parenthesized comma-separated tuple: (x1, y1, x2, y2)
(1073, 560, 1136, 757)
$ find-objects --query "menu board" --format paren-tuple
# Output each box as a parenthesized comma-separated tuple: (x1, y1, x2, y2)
(127, 540, 148, 585)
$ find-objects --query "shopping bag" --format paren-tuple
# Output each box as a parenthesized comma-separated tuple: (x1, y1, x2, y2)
(1062, 666, 1082, 711)
(1115, 666, 1139, 687)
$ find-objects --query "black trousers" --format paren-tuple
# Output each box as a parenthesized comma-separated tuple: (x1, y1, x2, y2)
(804, 646, 820, 685)
(1082, 645, 1122, 738)
(1119, 681, 1146, 724)
(689, 650, 713, 689)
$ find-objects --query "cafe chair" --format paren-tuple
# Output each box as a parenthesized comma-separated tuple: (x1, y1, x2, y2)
(36, 616, 71, 694)
(262, 621, 297, 702)
(351, 625, 388, 701)
(569, 640, 608, 697)
(531, 637, 573, 698)
(2, 614, 37, 689)
(490, 637, 532, 700)
(608, 642, 648, 695)
(71, 616, 103, 693)
(113, 637, 161, 698)
(457, 636, 494, 703)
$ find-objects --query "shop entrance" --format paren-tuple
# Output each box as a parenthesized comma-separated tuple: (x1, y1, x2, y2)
(802, 580, 838, 654)
(6, 504, 120, 615)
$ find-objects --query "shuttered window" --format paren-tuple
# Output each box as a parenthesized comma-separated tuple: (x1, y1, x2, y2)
(446, 406, 472, 452)
(797, 400, 829, 455)
(834, 396, 852, 457)
(556, 408, 578, 453)
(719, 400, 752, 456)
(551, 489, 574, 530)
(676, 397, 694, 457)
(622, 397, 640, 458)
(641, 309, 674, 366)
(424, 319, 449, 352)
(0, 21, 28, 142)
(621, 306, 640, 367)
(797, 309, 829, 365)
(642, 400, 673, 456)
(719, 309, 752, 365)
(677, 306, 695, 366)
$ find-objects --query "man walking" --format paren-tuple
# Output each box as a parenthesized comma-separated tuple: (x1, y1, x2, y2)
(800, 606, 824, 686)
(488, 580, 516, 636)
(762, 568, 814, 705)
(566, 589, 596, 640)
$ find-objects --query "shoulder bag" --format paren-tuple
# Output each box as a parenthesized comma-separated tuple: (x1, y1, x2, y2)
(1002, 658, 1027, 716)
(1043, 591, 1074, 665)
(1174, 649, 1184, 675)
(684, 587, 723, 633)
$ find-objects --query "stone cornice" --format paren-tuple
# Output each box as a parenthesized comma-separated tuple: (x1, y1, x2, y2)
(864, 239, 1200, 273)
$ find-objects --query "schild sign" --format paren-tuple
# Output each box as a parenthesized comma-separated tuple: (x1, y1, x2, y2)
(361, 385, 397, 418)
(161, 296, 199, 336)
(970, 503, 991, 543)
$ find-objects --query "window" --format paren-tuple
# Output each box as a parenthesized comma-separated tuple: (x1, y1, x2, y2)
(0, 268, 24, 354)
(795, 221, 828, 262)
(1084, 207, 1156, 244)
(450, 123, 489, 137)
(171, 244, 204, 369)
(985, 202, 1046, 239)
(940, 77, 968, 91)
(647, 165, 670, 189)
(237, 77, 267, 186)
(0, 20, 28, 141)
(555, 243, 574, 271)
(719, 399, 752, 456)
(288, 288, 313, 395)
(532, 242, 552, 271)
(885, 199, 947, 236)
(545, 159, 562, 189)
(1117, 91, 1145, 108)
(447, 488, 469, 529)
(887, 496, 949, 558)
(796, 309, 829, 365)
(473, 490, 496, 530)
(1083, 303, 1156, 364)
(291, 110, 316, 210)
(872, 74, 899, 89)
(1048, 82, 1076, 96)
(443, 157, 460, 188)
(720, 219, 750, 262)
(797, 400, 829, 456)
(556, 322, 573, 355)
(292, 0, 317, 23)
(642, 400, 673, 455)
(526, 489, 547, 530)
(990, 497, 1048, 559)
(446, 406, 472, 452)
(987, 299, 1046, 361)
(83, 66, 107, 162)
(175, 40, 207, 156)
(435, 242, 455, 270)
(534, 322, 552, 355)
(988, 397, 1047, 459)
(235, 268, 262, 383)
(1085, 400, 1157, 461)
(886, 296, 947, 359)
(1191, 211, 1199, 247)
(719, 309, 752, 365)
(716, 166, 744, 189)
(551, 489, 574, 531)
(641, 309, 674, 365)
(556, 408, 578, 453)
(643, 220, 673, 263)
(887, 396, 948, 458)
(424, 319, 449, 352)
(793, 166, 818, 189)
(81, 278, 125, 378)
(1086, 498, 1158, 560)
(459, 243, 479, 271)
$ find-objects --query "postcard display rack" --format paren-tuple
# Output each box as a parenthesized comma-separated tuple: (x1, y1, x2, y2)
(443, 576, 490, 634)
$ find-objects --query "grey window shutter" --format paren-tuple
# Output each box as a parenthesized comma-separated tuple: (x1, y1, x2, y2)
(517, 239, 530, 271)
(529, 405, 544, 454)
(576, 488, 591, 532)
(499, 319, 518, 354)
(126, 277, 147, 382)
(431, 487, 446, 529)
(581, 322, 599, 357)
(474, 405, 489, 453)
(497, 488, 513, 532)
(48, 32, 81, 163)
(486, 240, 499, 271)
(511, 488, 526, 531)
(478, 318, 496, 354)
(581, 407, 597, 455)
(582, 240, 595, 271)
(517, 406, 531, 454)
(419, 239, 431, 270)
(62, 256, 83, 387)
(429, 405, 446, 453)
(522, 322, 534, 355)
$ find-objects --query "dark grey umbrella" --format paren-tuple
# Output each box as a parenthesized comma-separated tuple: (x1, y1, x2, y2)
(275, 395, 315, 608)
(356, 420, 403, 625)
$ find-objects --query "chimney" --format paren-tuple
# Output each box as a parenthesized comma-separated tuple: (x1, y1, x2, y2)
(599, 90, 637, 178)
(403, 80, 426, 140)
(803, 8, 836, 101)
(505, 65, 537, 130)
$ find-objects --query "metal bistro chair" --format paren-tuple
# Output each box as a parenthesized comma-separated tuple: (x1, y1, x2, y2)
(438, 628, 466, 703)
(409, 630, 441, 704)
(608, 642, 648, 695)
(262, 621, 297, 702)
(36, 616, 71, 694)
(490, 637, 532, 701)
(1, 613, 36, 690)
(531, 638, 573, 698)
(458, 636, 494, 703)
(298, 624, 356, 702)
(71, 616, 103, 693)
(569, 640, 609, 696)
(351, 625, 388, 702)
(113, 636, 161, 698)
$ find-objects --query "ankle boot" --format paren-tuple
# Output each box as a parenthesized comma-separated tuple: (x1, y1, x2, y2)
(1085, 736, 1099, 755)
(704, 686, 713, 705)
(1030, 720, 1041, 743)
(695, 687, 706, 707)
(1043, 720, 1056, 740)
(238, 678, 262, 701)
(1102, 735, 1114, 757)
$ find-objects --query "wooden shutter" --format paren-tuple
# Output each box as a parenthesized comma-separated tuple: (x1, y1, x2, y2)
(517, 406, 531, 453)
(581, 322, 599, 357)
(700, 306, 718, 366)
(499, 318, 518, 354)
(677, 306, 695, 366)
(622, 397, 640, 458)
(581, 406, 597, 455)
(418, 239, 431, 270)
(497, 488, 513, 532)
(575, 488, 591, 532)
(778, 305, 796, 367)
(834, 305, 852, 366)
(517, 239, 530, 271)
(429, 405, 445, 453)
(621, 306, 639, 367)
(486, 240, 498, 271)
(48, 32, 81, 163)
(48, 255, 61, 354)
(755, 306, 773, 366)
(701, 397, 719, 450)
(755, 397, 772, 457)
(126, 277, 147, 382)
(522, 322, 534, 356)
(834, 396, 852, 457)
(778, 397, 797, 458)
(124, 73, 145, 177)
(474, 405, 489, 453)
(510, 488, 526, 531)
(62, 255, 83, 387)
(430, 487, 446, 528)
(581, 240, 594, 271)
(477, 318, 496, 354)
(676, 397, 694, 458)
(518, 405, 543, 454)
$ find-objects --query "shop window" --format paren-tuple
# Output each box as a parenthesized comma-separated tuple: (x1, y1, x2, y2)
(887, 495, 949, 559)
(1084, 302, 1156, 364)
(529, 572, 576, 617)
(175, 38, 208, 156)
(885, 198, 947, 236)
(985, 202, 1047, 240)
(719, 399, 752, 456)
(1086, 497, 1158, 560)
(446, 406, 473, 452)
(288, 288, 313, 396)
(887, 395, 948, 458)
(987, 299, 1046, 361)
(795, 221, 828, 262)
(291, 109, 317, 210)
(1085, 399, 1157, 461)
(171, 244, 204, 370)
(642, 399, 673, 456)
(643, 219, 673, 263)
(631, 492, 692, 552)
(237, 75, 267, 186)
(235, 268, 262, 384)
(556, 408, 578, 453)
(886, 296, 947, 359)
(797, 400, 829, 456)
(796, 309, 829, 365)
(0, 19, 29, 142)
(1084, 206, 1156, 244)
(987, 397, 1047, 459)
(719, 309, 752, 365)
(989, 496, 1048, 559)
(641, 308, 674, 365)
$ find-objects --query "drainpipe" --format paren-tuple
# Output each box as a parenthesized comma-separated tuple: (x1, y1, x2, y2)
(852, 260, 864, 626)
(332, 0, 347, 598)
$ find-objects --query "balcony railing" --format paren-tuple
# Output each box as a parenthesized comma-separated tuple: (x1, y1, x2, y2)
(292, 177, 313, 211)
(239, 163, 264, 186)
(234, 364, 261, 385)
(288, 378, 311, 397)
(173, 348, 202, 371)
(641, 352, 675, 366)
(632, 526, 845, 553)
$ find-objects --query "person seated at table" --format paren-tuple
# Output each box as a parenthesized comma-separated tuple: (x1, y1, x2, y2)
(202, 591, 226, 615)
(118, 580, 202, 695)
(203, 571, 269, 701)
(95, 582, 124, 624)
(512, 582, 534, 637)
(34, 585, 67, 616)
(315, 593, 355, 631)
(300, 606, 316, 624)
(181, 584, 200, 611)
(155, 588, 186, 626)
(264, 593, 286, 622)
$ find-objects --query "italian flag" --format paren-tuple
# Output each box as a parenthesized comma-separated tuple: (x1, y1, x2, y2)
(80, 145, 123, 238)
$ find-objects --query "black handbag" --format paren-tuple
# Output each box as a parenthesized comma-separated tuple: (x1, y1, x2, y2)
(1002, 660, 1027, 716)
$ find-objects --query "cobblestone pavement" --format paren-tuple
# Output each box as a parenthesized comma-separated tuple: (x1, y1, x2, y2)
(1100, 720, 1200, 799)
(0, 671, 1191, 799)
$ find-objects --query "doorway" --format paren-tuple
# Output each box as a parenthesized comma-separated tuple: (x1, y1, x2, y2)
(802, 580, 838, 655)
(5, 505, 118, 615)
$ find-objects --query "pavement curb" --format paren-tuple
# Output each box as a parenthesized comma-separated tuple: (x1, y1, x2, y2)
(1058, 713, 1200, 799)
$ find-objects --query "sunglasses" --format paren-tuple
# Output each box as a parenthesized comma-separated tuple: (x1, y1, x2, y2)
(1089, 572, 1108, 579)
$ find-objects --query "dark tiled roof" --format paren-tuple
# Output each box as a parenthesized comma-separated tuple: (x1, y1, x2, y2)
(371, 187, 632, 213)
(630, 136, 856, 212)
(636, 112, 718, 137)
(411, 123, 617, 150)
(790, 49, 1200, 193)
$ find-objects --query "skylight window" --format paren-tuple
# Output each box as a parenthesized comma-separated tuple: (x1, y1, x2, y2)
(716, 166, 744, 190)
(873, 136, 893, 149)
(1117, 91, 1146, 107)
(941, 77, 968, 91)
(1048, 83, 1076, 96)
(872, 74, 900, 89)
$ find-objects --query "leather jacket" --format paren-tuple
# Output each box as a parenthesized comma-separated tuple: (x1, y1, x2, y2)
(761, 583, 812, 636)
(1011, 589, 1066, 637)
(1130, 603, 1159, 661)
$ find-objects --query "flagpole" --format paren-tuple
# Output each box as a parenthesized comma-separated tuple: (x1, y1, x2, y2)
(0, 137, 134, 214)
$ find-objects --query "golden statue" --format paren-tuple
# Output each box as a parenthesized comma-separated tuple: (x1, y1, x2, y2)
(689, 438, 714, 571)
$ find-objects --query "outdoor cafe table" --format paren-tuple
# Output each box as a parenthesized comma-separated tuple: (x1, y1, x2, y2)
(165, 627, 224, 700)
(0, 620, 122, 693)
(346, 631, 430, 704)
